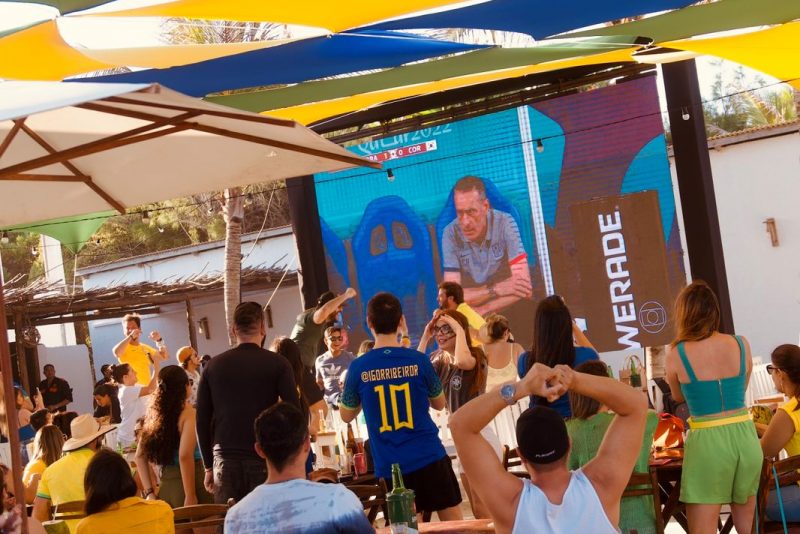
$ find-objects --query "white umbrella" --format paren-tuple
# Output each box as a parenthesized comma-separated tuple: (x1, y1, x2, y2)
(0, 81, 376, 226)
(0, 81, 377, 529)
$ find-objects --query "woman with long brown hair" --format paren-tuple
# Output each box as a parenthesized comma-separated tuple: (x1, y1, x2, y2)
(135, 365, 212, 508)
(518, 295, 599, 418)
(665, 280, 760, 534)
(22, 425, 64, 505)
(419, 308, 491, 518)
(270, 336, 326, 474)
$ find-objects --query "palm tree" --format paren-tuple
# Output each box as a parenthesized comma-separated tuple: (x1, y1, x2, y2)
(162, 19, 289, 345)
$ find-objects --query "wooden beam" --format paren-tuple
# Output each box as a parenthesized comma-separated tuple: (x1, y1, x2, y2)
(0, 174, 86, 182)
(0, 119, 195, 178)
(103, 96, 296, 127)
(189, 123, 381, 170)
(0, 120, 24, 159)
(81, 178, 126, 214)
(19, 123, 88, 178)
(13, 313, 29, 395)
(0, 279, 28, 533)
(185, 299, 198, 350)
(31, 307, 161, 326)
(77, 103, 201, 127)
(5, 276, 294, 318)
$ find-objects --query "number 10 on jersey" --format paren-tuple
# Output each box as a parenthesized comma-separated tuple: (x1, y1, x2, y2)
(374, 383, 414, 432)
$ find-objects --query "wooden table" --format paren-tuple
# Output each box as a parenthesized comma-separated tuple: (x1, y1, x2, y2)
(376, 519, 495, 533)
(652, 456, 689, 532)
(651, 454, 734, 534)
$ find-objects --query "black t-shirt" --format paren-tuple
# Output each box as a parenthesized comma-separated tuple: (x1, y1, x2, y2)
(38, 377, 73, 412)
(302, 366, 324, 406)
(196, 343, 300, 467)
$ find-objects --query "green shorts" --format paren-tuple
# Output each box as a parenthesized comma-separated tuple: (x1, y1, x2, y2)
(680, 411, 762, 504)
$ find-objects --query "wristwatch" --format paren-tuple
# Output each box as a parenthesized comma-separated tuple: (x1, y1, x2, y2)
(500, 383, 517, 405)
(487, 284, 498, 299)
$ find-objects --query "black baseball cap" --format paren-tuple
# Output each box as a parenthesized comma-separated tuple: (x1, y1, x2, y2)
(316, 291, 336, 308)
(516, 406, 570, 465)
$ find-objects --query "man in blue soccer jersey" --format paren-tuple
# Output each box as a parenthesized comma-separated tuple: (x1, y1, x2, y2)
(340, 293, 464, 522)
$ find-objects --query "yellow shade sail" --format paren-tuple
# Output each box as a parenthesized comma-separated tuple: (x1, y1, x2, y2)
(77, 37, 309, 69)
(263, 48, 636, 124)
(663, 22, 800, 89)
(0, 20, 111, 80)
(84, 0, 472, 33)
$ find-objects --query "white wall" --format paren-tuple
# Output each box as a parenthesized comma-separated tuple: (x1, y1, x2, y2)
(669, 131, 800, 359)
(37, 345, 94, 415)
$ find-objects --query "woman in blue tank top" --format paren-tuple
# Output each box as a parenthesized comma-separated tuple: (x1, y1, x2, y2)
(517, 295, 599, 418)
(665, 281, 761, 534)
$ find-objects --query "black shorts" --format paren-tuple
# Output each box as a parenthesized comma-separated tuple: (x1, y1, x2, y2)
(403, 455, 462, 513)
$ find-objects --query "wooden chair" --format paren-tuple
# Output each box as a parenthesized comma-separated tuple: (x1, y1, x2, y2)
(347, 478, 389, 526)
(754, 455, 800, 533)
(173, 500, 234, 531)
(622, 469, 664, 534)
(52, 500, 85, 522)
(502, 445, 530, 479)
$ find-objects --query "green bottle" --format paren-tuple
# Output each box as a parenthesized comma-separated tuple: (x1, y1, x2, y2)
(387, 463, 418, 530)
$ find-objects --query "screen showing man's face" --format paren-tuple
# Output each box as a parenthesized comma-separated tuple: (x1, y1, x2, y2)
(454, 189, 489, 242)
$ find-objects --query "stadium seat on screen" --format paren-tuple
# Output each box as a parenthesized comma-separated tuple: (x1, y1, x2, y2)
(351, 196, 437, 339)
(320, 217, 362, 334)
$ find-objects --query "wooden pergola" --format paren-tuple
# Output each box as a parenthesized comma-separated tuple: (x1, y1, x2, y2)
(3, 265, 296, 392)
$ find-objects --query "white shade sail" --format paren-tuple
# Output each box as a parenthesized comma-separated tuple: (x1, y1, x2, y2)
(0, 81, 377, 227)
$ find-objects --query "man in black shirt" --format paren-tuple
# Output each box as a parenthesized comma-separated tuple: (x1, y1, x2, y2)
(197, 301, 300, 504)
(38, 364, 72, 413)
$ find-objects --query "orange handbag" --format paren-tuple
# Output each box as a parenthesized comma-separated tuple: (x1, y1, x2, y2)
(653, 413, 685, 451)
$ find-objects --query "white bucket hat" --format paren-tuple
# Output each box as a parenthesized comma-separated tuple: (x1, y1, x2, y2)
(62, 414, 116, 452)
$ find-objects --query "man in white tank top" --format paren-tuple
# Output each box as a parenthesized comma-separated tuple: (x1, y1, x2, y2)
(450, 363, 647, 534)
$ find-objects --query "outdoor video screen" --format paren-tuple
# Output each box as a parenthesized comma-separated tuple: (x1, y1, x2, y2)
(314, 76, 685, 352)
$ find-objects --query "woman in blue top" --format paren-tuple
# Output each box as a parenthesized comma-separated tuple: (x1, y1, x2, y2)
(517, 295, 599, 418)
(665, 280, 760, 534)
(136, 365, 213, 508)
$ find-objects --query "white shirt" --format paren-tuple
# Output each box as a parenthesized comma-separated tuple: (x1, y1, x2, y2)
(224, 479, 373, 534)
(117, 384, 148, 447)
(512, 469, 619, 534)
(186, 369, 201, 407)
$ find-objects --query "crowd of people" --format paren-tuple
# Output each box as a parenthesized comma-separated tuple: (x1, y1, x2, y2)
(2, 277, 799, 534)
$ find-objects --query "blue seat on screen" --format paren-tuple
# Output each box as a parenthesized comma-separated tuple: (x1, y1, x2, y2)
(351, 196, 437, 341)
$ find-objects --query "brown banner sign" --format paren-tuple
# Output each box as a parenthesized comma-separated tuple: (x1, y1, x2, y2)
(571, 191, 674, 351)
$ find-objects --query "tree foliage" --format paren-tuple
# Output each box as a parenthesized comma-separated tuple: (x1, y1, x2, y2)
(702, 60, 797, 137)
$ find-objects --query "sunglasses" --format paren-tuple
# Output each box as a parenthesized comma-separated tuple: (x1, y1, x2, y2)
(766, 364, 782, 375)
(434, 324, 455, 336)
(328, 336, 343, 342)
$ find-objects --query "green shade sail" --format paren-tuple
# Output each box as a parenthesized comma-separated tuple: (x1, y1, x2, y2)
(1, 211, 113, 252)
(207, 36, 640, 113)
(565, 0, 800, 43)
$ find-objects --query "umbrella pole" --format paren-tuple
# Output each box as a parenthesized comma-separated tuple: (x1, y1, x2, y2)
(0, 278, 27, 533)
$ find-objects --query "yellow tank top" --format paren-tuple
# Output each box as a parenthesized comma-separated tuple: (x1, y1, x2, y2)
(779, 396, 800, 457)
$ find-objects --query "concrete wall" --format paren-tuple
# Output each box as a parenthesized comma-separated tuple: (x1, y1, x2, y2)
(669, 130, 800, 359)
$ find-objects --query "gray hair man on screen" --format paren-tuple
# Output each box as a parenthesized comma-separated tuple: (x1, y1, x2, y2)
(441, 176, 532, 316)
